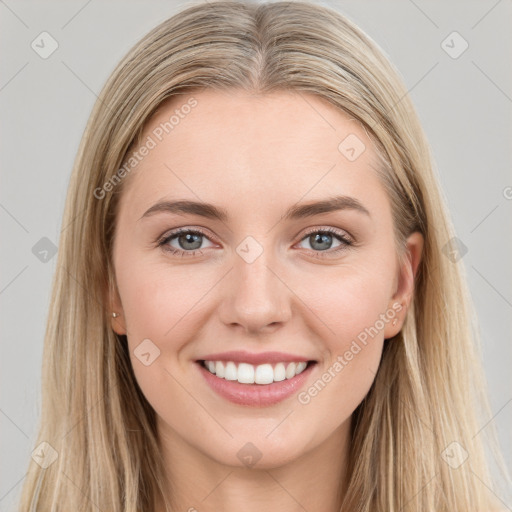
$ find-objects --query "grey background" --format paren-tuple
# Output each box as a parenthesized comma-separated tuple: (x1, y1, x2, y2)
(1, 0, 511, 510)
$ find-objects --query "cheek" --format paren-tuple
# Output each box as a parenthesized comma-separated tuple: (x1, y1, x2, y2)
(293, 261, 393, 402)
(116, 259, 211, 422)
(284, 271, 390, 450)
(300, 261, 393, 348)
(116, 258, 223, 401)
(117, 255, 214, 342)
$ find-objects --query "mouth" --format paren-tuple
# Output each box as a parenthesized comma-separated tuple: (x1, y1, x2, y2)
(194, 353, 318, 407)
(198, 359, 316, 384)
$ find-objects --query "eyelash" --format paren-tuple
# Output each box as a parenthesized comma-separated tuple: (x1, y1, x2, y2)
(156, 226, 353, 259)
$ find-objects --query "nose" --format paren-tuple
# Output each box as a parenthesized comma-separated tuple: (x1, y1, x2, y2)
(217, 244, 292, 335)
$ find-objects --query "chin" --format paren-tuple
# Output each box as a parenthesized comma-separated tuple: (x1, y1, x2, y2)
(205, 436, 310, 470)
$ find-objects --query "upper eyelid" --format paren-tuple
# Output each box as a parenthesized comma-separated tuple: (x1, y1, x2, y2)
(158, 226, 217, 245)
(301, 226, 352, 241)
(159, 225, 353, 246)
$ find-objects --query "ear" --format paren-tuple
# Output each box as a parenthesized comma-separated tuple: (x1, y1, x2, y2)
(105, 271, 127, 336)
(384, 231, 424, 339)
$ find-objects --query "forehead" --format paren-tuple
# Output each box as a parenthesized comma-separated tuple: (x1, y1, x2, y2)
(118, 89, 387, 221)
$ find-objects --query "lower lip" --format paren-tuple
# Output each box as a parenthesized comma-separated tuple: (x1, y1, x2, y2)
(196, 361, 316, 407)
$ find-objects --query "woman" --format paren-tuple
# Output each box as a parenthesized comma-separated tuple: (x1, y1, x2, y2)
(18, 1, 510, 511)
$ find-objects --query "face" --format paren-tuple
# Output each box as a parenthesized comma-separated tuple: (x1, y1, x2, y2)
(109, 89, 422, 469)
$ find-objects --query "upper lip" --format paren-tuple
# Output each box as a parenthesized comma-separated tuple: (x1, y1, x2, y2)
(197, 350, 316, 365)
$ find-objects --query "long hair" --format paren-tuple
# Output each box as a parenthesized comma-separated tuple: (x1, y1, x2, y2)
(18, 1, 511, 510)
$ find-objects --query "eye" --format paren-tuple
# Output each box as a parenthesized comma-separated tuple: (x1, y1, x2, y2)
(157, 226, 353, 259)
(157, 228, 215, 257)
(296, 227, 353, 258)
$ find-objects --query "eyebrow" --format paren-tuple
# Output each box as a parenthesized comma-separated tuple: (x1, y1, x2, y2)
(139, 195, 371, 222)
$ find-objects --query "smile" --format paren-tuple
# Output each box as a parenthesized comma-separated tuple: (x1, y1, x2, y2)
(195, 353, 318, 407)
(202, 360, 310, 384)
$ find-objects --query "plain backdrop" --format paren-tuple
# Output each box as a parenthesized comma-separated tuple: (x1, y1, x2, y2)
(1, 1, 511, 510)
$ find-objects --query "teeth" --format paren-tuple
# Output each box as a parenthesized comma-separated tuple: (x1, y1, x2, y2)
(254, 364, 273, 385)
(202, 360, 310, 384)
(285, 362, 296, 379)
(295, 362, 307, 374)
(238, 363, 254, 384)
(224, 361, 238, 381)
(274, 363, 286, 382)
(215, 361, 225, 378)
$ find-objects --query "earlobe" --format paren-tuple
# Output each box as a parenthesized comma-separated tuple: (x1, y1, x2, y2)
(106, 274, 127, 335)
(384, 300, 406, 339)
(110, 310, 127, 335)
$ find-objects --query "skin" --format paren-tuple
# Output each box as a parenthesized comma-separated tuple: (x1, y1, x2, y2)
(108, 89, 423, 512)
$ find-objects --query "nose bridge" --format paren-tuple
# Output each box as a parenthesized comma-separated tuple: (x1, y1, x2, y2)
(219, 234, 291, 333)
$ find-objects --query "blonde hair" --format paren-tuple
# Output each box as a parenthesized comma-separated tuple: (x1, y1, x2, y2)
(18, 1, 511, 510)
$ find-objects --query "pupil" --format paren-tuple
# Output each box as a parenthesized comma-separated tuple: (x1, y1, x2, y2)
(312, 233, 331, 251)
(180, 233, 202, 250)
